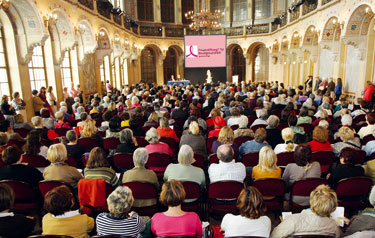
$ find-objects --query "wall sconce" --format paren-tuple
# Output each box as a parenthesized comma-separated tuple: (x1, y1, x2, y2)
(332, 19, 344, 30)
(75, 24, 86, 34)
(0, 0, 10, 11)
(96, 30, 106, 41)
(124, 38, 129, 46)
(113, 35, 121, 43)
(44, 13, 58, 27)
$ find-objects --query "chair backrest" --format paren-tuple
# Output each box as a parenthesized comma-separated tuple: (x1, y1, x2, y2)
(103, 137, 121, 150)
(160, 137, 177, 152)
(0, 180, 37, 204)
(207, 136, 218, 153)
(6, 139, 25, 150)
(95, 118, 103, 128)
(78, 137, 99, 151)
(291, 235, 335, 238)
(13, 128, 30, 138)
(181, 181, 201, 200)
(66, 155, 79, 168)
(242, 152, 259, 167)
(21, 154, 50, 168)
(276, 152, 295, 167)
(135, 136, 149, 147)
(38, 180, 74, 197)
(192, 153, 204, 168)
(247, 116, 257, 126)
(299, 124, 313, 135)
(113, 153, 134, 170)
(208, 153, 219, 164)
(335, 177, 372, 197)
(310, 151, 335, 173)
(234, 136, 253, 148)
(291, 178, 328, 197)
(277, 124, 288, 131)
(363, 134, 375, 145)
(252, 178, 285, 198)
(28, 235, 75, 238)
(208, 181, 244, 200)
(146, 153, 172, 172)
(122, 182, 157, 200)
(353, 114, 366, 124)
(355, 149, 366, 165)
(230, 125, 239, 131)
(250, 124, 267, 131)
(55, 128, 70, 137)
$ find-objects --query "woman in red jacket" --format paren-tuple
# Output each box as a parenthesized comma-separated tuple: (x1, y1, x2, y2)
(307, 126, 333, 152)
(363, 81, 375, 102)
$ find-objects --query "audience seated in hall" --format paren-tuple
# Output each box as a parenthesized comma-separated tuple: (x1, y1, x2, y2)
(252, 146, 281, 180)
(239, 128, 271, 156)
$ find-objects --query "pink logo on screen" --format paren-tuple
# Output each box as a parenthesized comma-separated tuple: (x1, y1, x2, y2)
(186, 45, 198, 58)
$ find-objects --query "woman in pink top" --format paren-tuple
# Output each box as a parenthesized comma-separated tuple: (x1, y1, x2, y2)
(145, 127, 173, 156)
(151, 180, 202, 237)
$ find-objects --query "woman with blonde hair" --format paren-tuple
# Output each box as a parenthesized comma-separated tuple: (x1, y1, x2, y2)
(143, 112, 159, 128)
(274, 128, 297, 154)
(307, 126, 332, 152)
(212, 126, 239, 158)
(252, 147, 281, 180)
(179, 121, 207, 157)
(332, 127, 361, 157)
(43, 144, 83, 188)
(80, 119, 103, 148)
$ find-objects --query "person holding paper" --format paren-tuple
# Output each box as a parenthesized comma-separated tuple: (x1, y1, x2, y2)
(270, 185, 341, 238)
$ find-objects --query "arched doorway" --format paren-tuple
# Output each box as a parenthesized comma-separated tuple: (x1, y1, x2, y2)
(163, 47, 177, 83)
(231, 46, 246, 82)
(141, 47, 157, 83)
(253, 45, 269, 81)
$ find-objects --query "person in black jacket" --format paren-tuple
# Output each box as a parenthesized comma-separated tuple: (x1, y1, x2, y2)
(266, 115, 283, 149)
(0, 184, 35, 238)
(327, 147, 364, 188)
(116, 129, 138, 154)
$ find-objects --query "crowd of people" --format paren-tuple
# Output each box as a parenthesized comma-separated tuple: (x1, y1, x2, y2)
(0, 79, 374, 237)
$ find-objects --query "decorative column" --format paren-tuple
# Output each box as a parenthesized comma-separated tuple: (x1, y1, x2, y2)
(155, 0, 161, 23)
(175, 0, 182, 24)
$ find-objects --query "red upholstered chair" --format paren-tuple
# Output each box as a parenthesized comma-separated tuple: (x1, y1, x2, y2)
(355, 149, 366, 165)
(207, 136, 218, 153)
(135, 136, 149, 147)
(271, 109, 282, 118)
(181, 181, 202, 213)
(21, 154, 50, 168)
(55, 128, 70, 137)
(28, 235, 74, 238)
(299, 123, 313, 135)
(113, 153, 134, 170)
(122, 182, 158, 216)
(193, 153, 205, 168)
(289, 178, 328, 213)
(277, 124, 288, 131)
(234, 136, 253, 148)
(160, 136, 177, 154)
(250, 124, 267, 132)
(362, 134, 375, 146)
(242, 152, 259, 167)
(335, 177, 372, 210)
(208, 153, 219, 164)
(66, 155, 80, 168)
(173, 125, 182, 139)
(146, 152, 172, 178)
(0, 180, 38, 213)
(353, 114, 366, 125)
(277, 152, 295, 167)
(103, 137, 121, 150)
(13, 128, 30, 138)
(310, 151, 335, 174)
(252, 178, 285, 212)
(38, 180, 74, 197)
(95, 118, 103, 128)
(247, 116, 257, 126)
(230, 125, 239, 131)
(208, 181, 244, 218)
(207, 125, 215, 133)
(6, 139, 25, 150)
(78, 137, 99, 151)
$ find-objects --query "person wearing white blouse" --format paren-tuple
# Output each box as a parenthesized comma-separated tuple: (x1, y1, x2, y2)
(274, 128, 297, 154)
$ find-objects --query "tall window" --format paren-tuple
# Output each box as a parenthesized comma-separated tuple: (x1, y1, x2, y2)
(254, 45, 269, 81)
(255, 0, 271, 18)
(161, 0, 174, 23)
(28, 46, 47, 91)
(125, 0, 136, 18)
(233, 0, 247, 21)
(182, 0, 194, 24)
(0, 27, 10, 96)
(100, 56, 111, 83)
(163, 48, 177, 83)
(141, 48, 156, 83)
(232, 46, 246, 82)
(137, 0, 153, 21)
(61, 51, 73, 88)
(211, 0, 225, 23)
(115, 58, 121, 88)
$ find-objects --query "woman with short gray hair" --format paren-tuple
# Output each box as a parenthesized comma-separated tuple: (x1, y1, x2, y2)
(116, 129, 138, 154)
(96, 186, 145, 237)
(145, 128, 173, 156)
(234, 116, 254, 138)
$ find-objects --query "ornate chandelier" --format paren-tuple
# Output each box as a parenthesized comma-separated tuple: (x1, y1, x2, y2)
(184, 0, 224, 31)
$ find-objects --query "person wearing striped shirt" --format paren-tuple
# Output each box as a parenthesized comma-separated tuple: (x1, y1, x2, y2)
(96, 186, 145, 237)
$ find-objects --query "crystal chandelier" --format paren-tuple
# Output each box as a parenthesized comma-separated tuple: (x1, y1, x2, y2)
(184, 0, 224, 31)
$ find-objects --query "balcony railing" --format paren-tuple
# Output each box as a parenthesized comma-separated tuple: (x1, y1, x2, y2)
(322, 0, 333, 5)
(290, 8, 300, 22)
(302, 2, 318, 15)
(165, 27, 184, 37)
(140, 26, 162, 36)
(78, 0, 94, 10)
(248, 24, 269, 34)
(225, 26, 243, 36)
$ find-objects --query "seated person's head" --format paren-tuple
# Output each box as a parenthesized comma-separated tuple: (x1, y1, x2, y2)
(87, 147, 108, 169)
(238, 116, 248, 129)
(237, 186, 266, 219)
(337, 127, 355, 142)
(47, 144, 67, 164)
(0, 120, 10, 133)
(367, 113, 375, 125)
(120, 129, 133, 144)
(66, 130, 78, 143)
(340, 147, 357, 165)
(230, 107, 240, 117)
(109, 118, 121, 132)
(2, 146, 21, 165)
(159, 117, 169, 128)
(258, 109, 268, 120)
(44, 118, 55, 130)
(293, 144, 312, 167)
(254, 128, 267, 143)
(31, 116, 43, 128)
(54, 111, 64, 122)
(178, 145, 194, 166)
(107, 186, 134, 218)
(217, 144, 234, 163)
(299, 107, 309, 117)
(258, 147, 277, 171)
(14, 114, 24, 124)
(310, 185, 337, 217)
(44, 185, 74, 216)
(318, 120, 329, 129)
(133, 148, 148, 168)
(312, 126, 328, 143)
(341, 114, 352, 126)
(0, 184, 14, 212)
(102, 111, 113, 122)
(160, 180, 186, 208)
(80, 112, 88, 121)
(218, 126, 234, 144)
(267, 115, 280, 129)
(145, 127, 160, 144)
(0, 132, 8, 146)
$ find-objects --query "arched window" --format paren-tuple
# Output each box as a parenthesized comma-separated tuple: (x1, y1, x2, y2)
(182, 0, 194, 24)
(232, 46, 246, 82)
(254, 45, 269, 81)
(100, 56, 111, 83)
(141, 47, 156, 83)
(163, 48, 177, 83)
(61, 51, 73, 88)
(28, 46, 47, 91)
(233, 0, 247, 21)
(255, 0, 271, 19)
(161, 0, 174, 23)
(0, 26, 10, 96)
(137, 0, 153, 21)
(211, 0, 225, 23)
